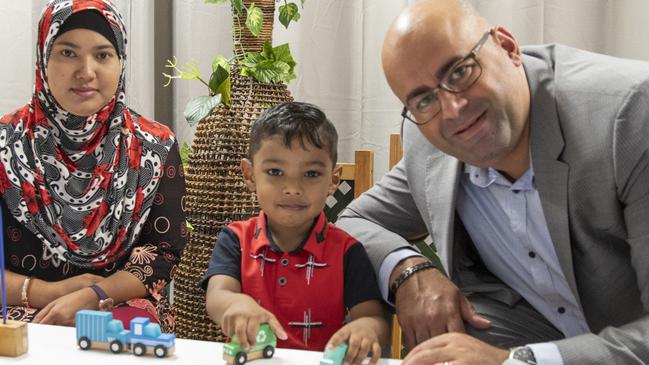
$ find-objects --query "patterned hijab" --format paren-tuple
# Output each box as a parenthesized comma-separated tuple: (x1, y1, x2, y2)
(0, 0, 175, 269)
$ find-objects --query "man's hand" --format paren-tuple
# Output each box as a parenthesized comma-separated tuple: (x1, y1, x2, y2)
(220, 294, 287, 350)
(392, 257, 490, 350)
(402, 332, 509, 365)
(33, 286, 99, 325)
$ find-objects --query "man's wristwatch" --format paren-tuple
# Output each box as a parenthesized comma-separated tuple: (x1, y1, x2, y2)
(88, 284, 114, 311)
(505, 346, 537, 365)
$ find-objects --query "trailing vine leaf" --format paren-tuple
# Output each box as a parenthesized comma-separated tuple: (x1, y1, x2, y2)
(209, 64, 231, 107)
(278, 3, 300, 28)
(300, 0, 306, 7)
(211, 55, 230, 74)
(240, 41, 296, 84)
(162, 57, 209, 88)
(232, 0, 244, 15)
(245, 3, 263, 37)
(184, 94, 222, 127)
(180, 142, 192, 168)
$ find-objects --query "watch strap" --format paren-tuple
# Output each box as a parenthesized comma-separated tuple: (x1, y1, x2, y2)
(88, 284, 114, 311)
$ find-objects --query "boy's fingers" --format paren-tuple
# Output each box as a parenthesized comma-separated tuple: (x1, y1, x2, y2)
(268, 316, 288, 340)
(354, 338, 371, 365)
(345, 336, 361, 365)
(234, 321, 250, 350)
(370, 342, 381, 365)
(326, 328, 349, 350)
(246, 319, 260, 347)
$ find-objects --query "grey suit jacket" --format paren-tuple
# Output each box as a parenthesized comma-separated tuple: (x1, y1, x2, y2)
(337, 44, 649, 363)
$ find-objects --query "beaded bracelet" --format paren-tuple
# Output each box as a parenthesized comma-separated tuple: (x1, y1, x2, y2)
(389, 261, 436, 302)
(21, 277, 33, 308)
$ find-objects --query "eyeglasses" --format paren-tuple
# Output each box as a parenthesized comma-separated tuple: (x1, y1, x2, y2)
(401, 30, 492, 126)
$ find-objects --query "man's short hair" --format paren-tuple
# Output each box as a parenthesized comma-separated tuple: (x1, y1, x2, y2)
(248, 102, 338, 165)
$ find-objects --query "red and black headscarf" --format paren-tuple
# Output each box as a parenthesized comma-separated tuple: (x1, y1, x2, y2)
(0, 0, 175, 269)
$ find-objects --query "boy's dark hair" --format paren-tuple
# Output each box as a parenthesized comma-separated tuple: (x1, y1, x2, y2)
(248, 102, 338, 165)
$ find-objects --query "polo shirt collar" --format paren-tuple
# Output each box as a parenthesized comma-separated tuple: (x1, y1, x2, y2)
(250, 210, 329, 259)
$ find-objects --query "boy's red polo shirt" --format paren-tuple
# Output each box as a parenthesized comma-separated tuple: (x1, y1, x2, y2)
(203, 210, 381, 351)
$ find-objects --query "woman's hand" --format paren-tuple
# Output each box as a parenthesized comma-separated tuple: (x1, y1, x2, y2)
(32, 287, 99, 326)
(220, 294, 287, 350)
(30, 273, 104, 309)
(326, 317, 383, 365)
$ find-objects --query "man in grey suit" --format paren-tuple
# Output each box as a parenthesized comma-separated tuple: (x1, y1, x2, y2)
(336, 0, 649, 364)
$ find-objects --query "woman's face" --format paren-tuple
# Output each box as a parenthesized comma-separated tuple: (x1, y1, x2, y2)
(47, 28, 121, 117)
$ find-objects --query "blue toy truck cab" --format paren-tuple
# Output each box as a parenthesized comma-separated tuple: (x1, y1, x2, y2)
(129, 317, 176, 358)
(222, 323, 277, 365)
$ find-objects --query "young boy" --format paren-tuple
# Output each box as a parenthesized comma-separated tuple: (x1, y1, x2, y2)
(203, 102, 388, 365)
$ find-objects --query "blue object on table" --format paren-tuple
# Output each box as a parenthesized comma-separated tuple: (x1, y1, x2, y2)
(319, 343, 348, 365)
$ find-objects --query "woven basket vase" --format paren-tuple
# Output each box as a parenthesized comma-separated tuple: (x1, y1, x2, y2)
(172, 0, 294, 341)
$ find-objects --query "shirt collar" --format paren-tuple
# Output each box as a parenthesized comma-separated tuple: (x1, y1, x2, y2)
(250, 210, 329, 259)
(463, 164, 536, 191)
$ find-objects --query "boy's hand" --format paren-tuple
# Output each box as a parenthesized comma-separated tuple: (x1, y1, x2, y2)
(221, 295, 287, 350)
(327, 317, 382, 365)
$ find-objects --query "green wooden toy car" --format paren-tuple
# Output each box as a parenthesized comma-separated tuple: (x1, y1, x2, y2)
(319, 343, 349, 365)
(222, 323, 277, 365)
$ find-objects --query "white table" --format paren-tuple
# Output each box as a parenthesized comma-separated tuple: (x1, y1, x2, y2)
(2, 323, 402, 364)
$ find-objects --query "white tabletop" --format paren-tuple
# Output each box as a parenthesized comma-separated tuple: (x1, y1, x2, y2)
(2, 323, 402, 365)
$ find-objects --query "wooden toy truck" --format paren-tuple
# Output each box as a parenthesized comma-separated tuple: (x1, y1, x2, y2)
(222, 323, 276, 365)
(75, 310, 175, 358)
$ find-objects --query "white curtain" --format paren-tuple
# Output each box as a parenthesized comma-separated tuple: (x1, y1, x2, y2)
(3, 0, 649, 179)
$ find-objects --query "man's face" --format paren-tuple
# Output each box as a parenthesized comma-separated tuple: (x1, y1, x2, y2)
(384, 24, 530, 171)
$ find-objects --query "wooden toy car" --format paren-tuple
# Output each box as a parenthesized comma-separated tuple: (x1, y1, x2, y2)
(222, 323, 277, 365)
(319, 343, 349, 365)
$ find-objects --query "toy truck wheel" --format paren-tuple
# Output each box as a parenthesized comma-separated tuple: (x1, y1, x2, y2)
(133, 343, 146, 356)
(263, 345, 275, 358)
(154, 345, 167, 358)
(109, 340, 123, 354)
(78, 337, 91, 350)
(234, 352, 247, 365)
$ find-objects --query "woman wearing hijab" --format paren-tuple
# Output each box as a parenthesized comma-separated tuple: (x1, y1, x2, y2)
(0, 0, 187, 333)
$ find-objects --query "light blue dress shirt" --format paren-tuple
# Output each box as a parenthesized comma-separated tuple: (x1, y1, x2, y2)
(379, 165, 591, 365)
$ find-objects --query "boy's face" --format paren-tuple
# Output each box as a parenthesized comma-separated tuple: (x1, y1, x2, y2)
(241, 135, 340, 235)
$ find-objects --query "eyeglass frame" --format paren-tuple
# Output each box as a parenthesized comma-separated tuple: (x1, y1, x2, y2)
(400, 29, 494, 128)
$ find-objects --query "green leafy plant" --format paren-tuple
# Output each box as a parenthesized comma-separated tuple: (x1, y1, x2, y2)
(163, 0, 305, 126)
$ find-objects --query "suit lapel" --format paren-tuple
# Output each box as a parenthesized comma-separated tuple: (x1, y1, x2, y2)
(526, 54, 581, 305)
(424, 152, 461, 276)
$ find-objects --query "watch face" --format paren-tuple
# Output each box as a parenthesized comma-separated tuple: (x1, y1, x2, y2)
(512, 347, 537, 365)
(99, 298, 115, 312)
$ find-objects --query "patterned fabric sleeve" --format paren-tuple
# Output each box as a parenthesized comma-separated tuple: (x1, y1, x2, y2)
(122, 141, 188, 297)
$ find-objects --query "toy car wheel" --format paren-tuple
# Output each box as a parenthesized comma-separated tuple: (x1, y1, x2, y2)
(133, 343, 146, 356)
(154, 345, 167, 358)
(234, 352, 247, 365)
(263, 345, 275, 358)
(109, 340, 123, 354)
(78, 337, 91, 350)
